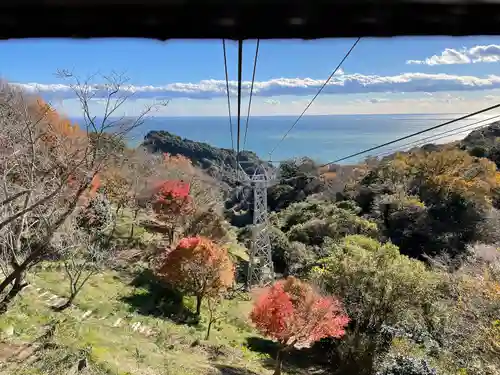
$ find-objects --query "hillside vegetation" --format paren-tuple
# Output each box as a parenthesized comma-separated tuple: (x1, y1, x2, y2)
(142, 130, 272, 185)
(0, 76, 499, 375)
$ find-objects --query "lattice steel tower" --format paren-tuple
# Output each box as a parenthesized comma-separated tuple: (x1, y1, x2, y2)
(238, 164, 275, 288)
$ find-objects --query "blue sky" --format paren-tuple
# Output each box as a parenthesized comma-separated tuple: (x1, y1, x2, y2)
(2, 36, 500, 117)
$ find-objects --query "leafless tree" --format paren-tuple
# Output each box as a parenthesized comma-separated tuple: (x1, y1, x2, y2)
(319, 164, 372, 201)
(0, 72, 166, 312)
(100, 146, 159, 242)
(425, 253, 500, 374)
(204, 294, 227, 340)
(51, 208, 115, 311)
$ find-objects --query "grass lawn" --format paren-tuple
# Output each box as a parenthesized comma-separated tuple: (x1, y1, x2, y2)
(0, 208, 306, 375)
(0, 263, 283, 375)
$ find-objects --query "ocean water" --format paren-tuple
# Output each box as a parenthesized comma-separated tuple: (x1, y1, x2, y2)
(119, 113, 499, 164)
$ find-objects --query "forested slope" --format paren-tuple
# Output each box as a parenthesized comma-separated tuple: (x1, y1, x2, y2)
(142, 130, 273, 183)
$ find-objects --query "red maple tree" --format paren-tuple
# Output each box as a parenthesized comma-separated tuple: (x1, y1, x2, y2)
(250, 277, 349, 375)
(150, 180, 195, 244)
(152, 180, 193, 214)
(156, 236, 234, 316)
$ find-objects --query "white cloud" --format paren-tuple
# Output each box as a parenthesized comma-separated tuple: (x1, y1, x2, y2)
(369, 98, 388, 104)
(51, 90, 500, 118)
(407, 44, 500, 65)
(12, 71, 500, 101)
(407, 48, 470, 65)
(334, 68, 344, 76)
(469, 45, 500, 63)
(264, 99, 280, 105)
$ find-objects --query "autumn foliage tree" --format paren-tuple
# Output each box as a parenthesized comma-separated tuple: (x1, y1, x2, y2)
(156, 236, 234, 316)
(156, 152, 225, 223)
(137, 151, 227, 245)
(150, 180, 195, 245)
(250, 276, 349, 375)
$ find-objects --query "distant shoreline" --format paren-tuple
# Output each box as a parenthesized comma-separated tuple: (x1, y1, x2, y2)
(69, 113, 489, 164)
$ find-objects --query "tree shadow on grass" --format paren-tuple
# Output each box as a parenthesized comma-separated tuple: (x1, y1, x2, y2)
(245, 336, 280, 357)
(245, 337, 328, 375)
(120, 268, 199, 325)
(212, 364, 261, 375)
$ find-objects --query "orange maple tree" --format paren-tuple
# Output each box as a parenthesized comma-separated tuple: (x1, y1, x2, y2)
(34, 98, 86, 152)
(250, 277, 349, 375)
(156, 236, 234, 316)
(33, 98, 101, 204)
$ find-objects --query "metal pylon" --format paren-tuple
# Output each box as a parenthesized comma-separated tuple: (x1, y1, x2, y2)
(238, 163, 275, 289)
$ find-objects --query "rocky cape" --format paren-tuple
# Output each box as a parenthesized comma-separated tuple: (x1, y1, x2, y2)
(142, 130, 274, 184)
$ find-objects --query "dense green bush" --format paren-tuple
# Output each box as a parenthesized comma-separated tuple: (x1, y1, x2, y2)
(311, 235, 439, 375)
(376, 355, 438, 375)
(268, 226, 291, 274)
(334, 199, 362, 214)
(268, 198, 378, 277)
(275, 198, 378, 240)
(76, 195, 114, 233)
(346, 149, 500, 261)
(425, 257, 500, 375)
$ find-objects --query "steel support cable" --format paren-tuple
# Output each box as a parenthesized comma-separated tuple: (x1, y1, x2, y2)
(268, 119, 497, 166)
(243, 39, 260, 152)
(379, 127, 485, 159)
(272, 112, 497, 183)
(321, 102, 500, 167)
(275, 114, 500, 182)
(371, 112, 500, 159)
(374, 116, 500, 161)
(222, 39, 234, 152)
(276, 115, 500, 183)
(268, 37, 362, 159)
(236, 39, 244, 174)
